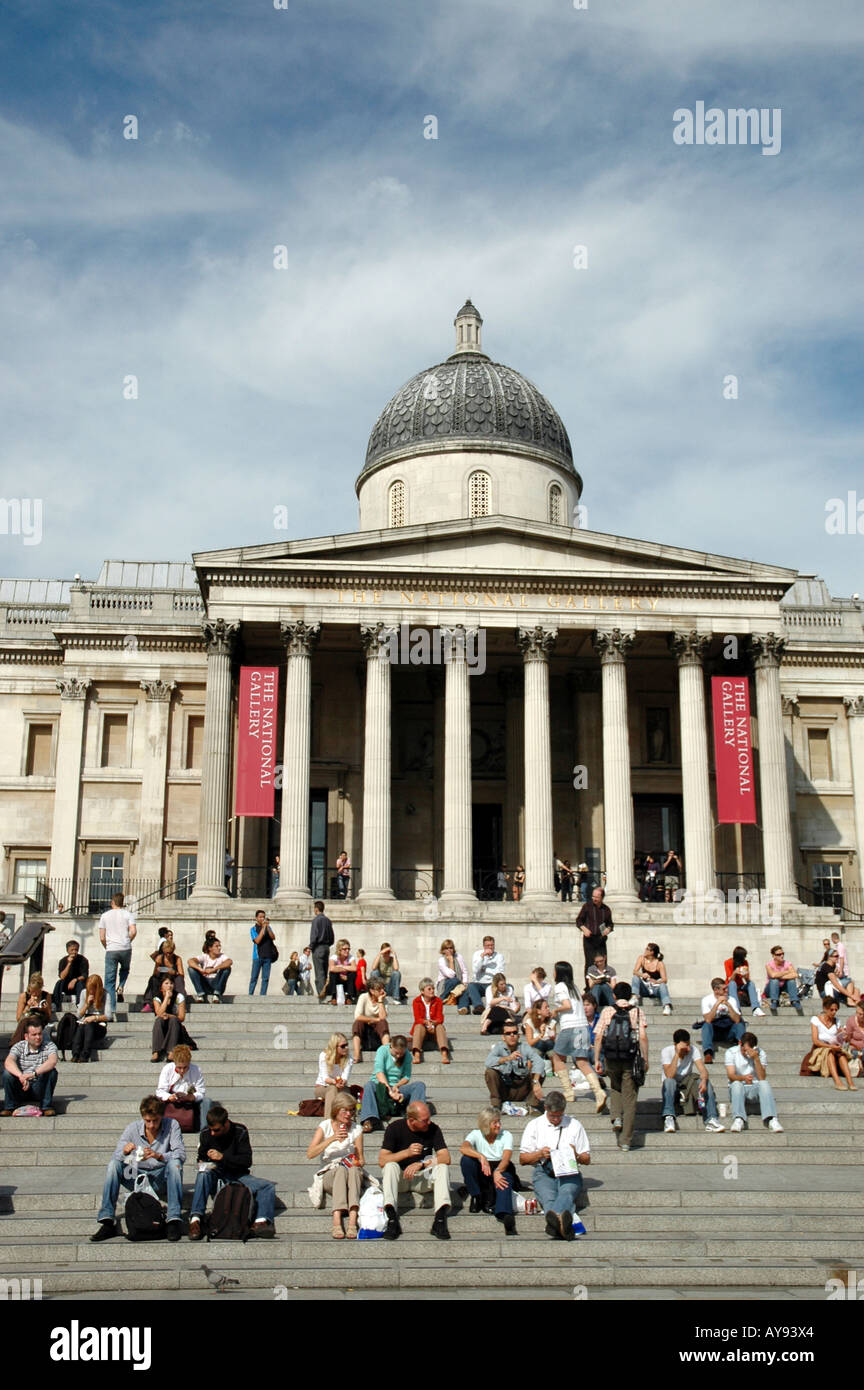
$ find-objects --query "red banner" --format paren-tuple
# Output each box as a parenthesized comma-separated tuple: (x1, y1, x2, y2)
(236, 666, 278, 817)
(711, 676, 757, 824)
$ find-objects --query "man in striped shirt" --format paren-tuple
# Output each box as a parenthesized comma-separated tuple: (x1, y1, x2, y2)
(2, 1021, 59, 1115)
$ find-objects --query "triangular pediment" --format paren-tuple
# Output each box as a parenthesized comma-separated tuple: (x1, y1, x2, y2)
(194, 515, 796, 593)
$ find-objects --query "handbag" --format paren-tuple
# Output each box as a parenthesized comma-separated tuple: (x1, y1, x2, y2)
(164, 1098, 198, 1132)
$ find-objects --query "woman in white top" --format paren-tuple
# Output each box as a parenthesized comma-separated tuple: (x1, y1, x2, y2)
(806, 997, 857, 1090)
(459, 1106, 516, 1234)
(480, 973, 520, 1035)
(325, 939, 358, 1003)
(549, 960, 606, 1111)
(352, 980, 390, 1062)
(523, 966, 552, 1013)
(306, 1093, 366, 1238)
(437, 939, 468, 1004)
(315, 1033, 354, 1114)
(523, 1001, 557, 1057)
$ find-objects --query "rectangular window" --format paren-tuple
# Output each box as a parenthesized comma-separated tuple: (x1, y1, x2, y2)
(101, 714, 129, 767)
(89, 852, 124, 913)
(807, 728, 832, 781)
(25, 724, 54, 776)
(185, 716, 205, 769)
(177, 853, 197, 901)
(13, 858, 48, 896)
(309, 789, 328, 899)
(812, 862, 842, 910)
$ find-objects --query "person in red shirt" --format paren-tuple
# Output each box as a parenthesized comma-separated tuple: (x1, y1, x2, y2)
(412, 978, 450, 1066)
(355, 950, 368, 994)
(723, 945, 765, 1017)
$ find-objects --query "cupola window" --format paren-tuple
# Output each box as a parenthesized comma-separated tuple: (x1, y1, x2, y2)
(468, 470, 491, 518)
(388, 479, 406, 528)
(548, 483, 563, 525)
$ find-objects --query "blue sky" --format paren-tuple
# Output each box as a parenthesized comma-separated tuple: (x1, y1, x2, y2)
(1, 0, 863, 593)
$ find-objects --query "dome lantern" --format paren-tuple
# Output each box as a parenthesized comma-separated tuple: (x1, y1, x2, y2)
(451, 299, 486, 358)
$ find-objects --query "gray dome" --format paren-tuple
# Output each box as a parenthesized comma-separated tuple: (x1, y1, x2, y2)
(363, 353, 575, 476)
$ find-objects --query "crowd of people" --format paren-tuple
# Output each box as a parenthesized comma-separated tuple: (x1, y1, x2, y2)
(3, 887, 860, 1245)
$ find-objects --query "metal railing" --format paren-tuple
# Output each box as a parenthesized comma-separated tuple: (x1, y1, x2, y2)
(795, 882, 864, 921)
(714, 872, 767, 898)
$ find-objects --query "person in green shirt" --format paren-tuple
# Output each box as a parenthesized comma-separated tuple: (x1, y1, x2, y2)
(358, 1035, 428, 1132)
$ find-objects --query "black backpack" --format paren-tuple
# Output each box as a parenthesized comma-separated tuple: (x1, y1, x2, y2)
(208, 1182, 253, 1241)
(602, 1004, 639, 1061)
(124, 1192, 166, 1241)
(54, 1011, 78, 1055)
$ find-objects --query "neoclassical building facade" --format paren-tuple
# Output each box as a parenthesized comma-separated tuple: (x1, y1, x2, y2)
(1, 303, 863, 930)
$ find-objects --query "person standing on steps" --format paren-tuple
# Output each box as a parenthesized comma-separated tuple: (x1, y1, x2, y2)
(548, 961, 606, 1111)
(576, 886, 614, 969)
(310, 900, 334, 999)
(594, 982, 649, 1151)
(248, 909, 277, 996)
(98, 891, 137, 1021)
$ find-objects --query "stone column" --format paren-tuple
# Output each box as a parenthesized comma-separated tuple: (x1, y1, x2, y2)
(50, 677, 90, 899)
(844, 696, 864, 893)
(782, 695, 802, 885)
(498, 667, 524, 871)
(357, 624, 394, 902)
(191, 621, 238, 901)
(428, 669, 445, 895)
(275, 620, 321, 907)
(749, 634, 798, 904)
(571, 669, 604, 871)
(440, 625, 476, 905)
(670, 632, 714, 897)
(517, 626, 558, 904)
(595, 629, 638, 905)
(137, 680, 175, 887)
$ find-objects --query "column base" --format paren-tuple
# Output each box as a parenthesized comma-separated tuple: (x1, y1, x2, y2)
(438, 890, 478, 912)
(356, 888, 396, 905)
(189, 884, 229, 903)
(520, 890, 559, 907)
(273, 887, 313, 910)
(603, 889, 640, 912)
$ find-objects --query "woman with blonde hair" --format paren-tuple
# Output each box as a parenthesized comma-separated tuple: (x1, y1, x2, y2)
(459, 1106, 516, 1234)
(437, 939, 468, 1004)
(306, 1092, 367, 1238)
(480, 973, 520, 1035)
(314, 1032, 354, 1114)
(325, 939, 358, 1003)
(10, 972, 52, 1044)
(71, 975, 109, 1063)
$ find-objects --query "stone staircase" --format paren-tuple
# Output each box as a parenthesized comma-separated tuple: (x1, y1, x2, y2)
(1, 994, 862, 1300)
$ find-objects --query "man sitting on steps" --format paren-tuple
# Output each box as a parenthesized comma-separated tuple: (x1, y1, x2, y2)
(660, 1028, 725, 1133)
(188, 1103, 276, 1239)
(90, 1094, 185, 1242)
(379, 1101, 452, 1241)
(2, 1020, 59, 1116)
(701, 978, 744, 1063)
(484, 1022, 545, 1114)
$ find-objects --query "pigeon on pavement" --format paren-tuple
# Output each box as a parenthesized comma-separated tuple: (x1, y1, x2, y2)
(200, 1264, 240, 1293)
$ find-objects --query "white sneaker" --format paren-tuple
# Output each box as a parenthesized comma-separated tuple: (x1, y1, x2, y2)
(704, 1117, 726, 1133)
(753, 1007, 766, 1017)
(501, 1102, 527, 1117)
(730, 1117, 745, 1133)
(611, 1116, 622, 1131)
(662, 1004, 672, 1016)
(663, 1115, 676, 1133)
(768, 1117, 784, 1133)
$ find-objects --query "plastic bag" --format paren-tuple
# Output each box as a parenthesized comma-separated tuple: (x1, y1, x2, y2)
(357, 1184, 386, 1236)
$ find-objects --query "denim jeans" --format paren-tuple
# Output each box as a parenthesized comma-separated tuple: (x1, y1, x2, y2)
(631, 977, 671, 1007)
(729, 1078, 778, 1121)
(589, 983, 616, 1009)
(437, 975, 462, 1002)
(284, 978, 299, 995)
(466, 982, 490, 1009)
(104, 949, 132, 1017)
(248, 958, 272, 995)
(3, 1069, 58, 1110)
(359, 1078, 427, 1123)
(701, 1016, 744, 1053)
(98, 1157, 184, 1223)
(661, 1074, 719, 1121)
(52, 977, 86, 1010)
(531, 1167, 584, 1216)
(188, 967, 231, 999)
(460, 1155, 514, 1214)
(370, 970, 402, 1001)
(767, 977, 800, 1006)
(189, 1170, 275, 1222)
(727, 979, 760, 1011)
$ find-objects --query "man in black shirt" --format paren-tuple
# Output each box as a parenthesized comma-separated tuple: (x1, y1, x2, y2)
(576, 887, 614, 968)
(188, 1104, 276, 1239)
(309, 900, 334, 998)
(379, 1101, 451, 1241)
(52, 940, 90, 1010)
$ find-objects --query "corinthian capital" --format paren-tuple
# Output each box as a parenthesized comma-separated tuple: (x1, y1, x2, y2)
(280, 620, 321, 658)
(516, 626, 558, 663)
(57, 676, 90, 701)
(140, 679, 175, 702)
(359, 622, 390, 658)
(594, 629, 634, 664)
(669, 630, 709, 667)
(202, 619, 239, 657)
(748, 633, 786, 670)
(844, 695, 864, 719)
